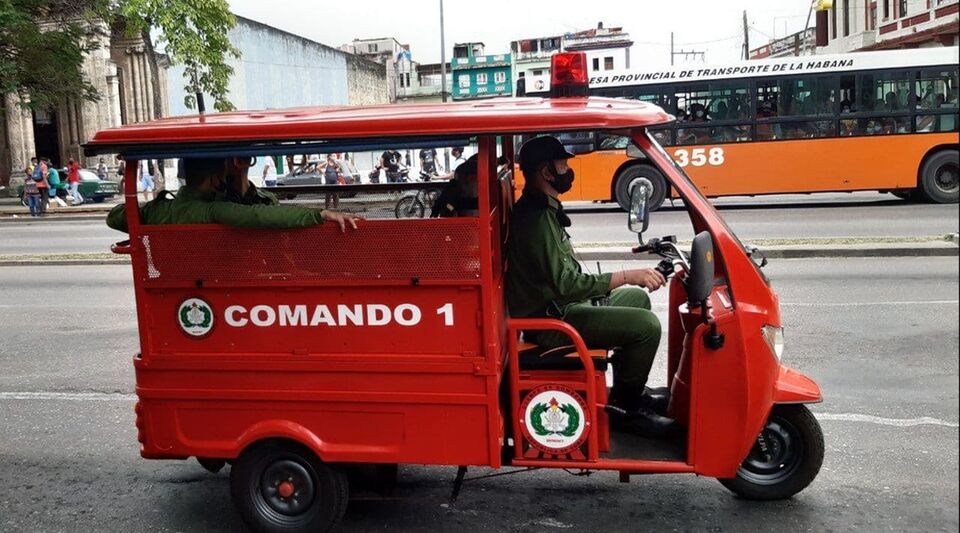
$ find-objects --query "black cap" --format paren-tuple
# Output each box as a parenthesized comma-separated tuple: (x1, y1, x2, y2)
(519, 136, 575, 175)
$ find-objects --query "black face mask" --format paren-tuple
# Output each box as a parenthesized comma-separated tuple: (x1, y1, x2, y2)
(547, 163, 575, 194)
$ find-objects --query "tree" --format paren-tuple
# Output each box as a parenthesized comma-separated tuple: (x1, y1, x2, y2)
(0, 0, 100, 111)
(115, 0, 239, 112)
(0, 0, 239, 112)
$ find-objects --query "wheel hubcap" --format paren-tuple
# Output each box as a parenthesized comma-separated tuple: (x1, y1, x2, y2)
(260, 459, 316, 516)
(738, 417, 803, 485)
(935, 163, 959, 194)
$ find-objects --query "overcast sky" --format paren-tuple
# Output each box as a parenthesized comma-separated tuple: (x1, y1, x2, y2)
(228, 0, 815, 67)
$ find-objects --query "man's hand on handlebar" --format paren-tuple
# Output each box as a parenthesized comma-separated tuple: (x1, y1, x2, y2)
(610, 268, 667, 292)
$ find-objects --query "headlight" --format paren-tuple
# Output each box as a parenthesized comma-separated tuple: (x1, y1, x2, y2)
(762, 325, 784, 361)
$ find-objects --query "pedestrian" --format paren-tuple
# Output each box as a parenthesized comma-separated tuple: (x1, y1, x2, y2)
(262, 156, 278, 187)
(34, 158, 49, 214)
(23, 170, 42, 217)
(96, 158, 108, 180)
(44, 159, 63, 208)
(139, 159, 155, 201)
(67, 157, 84, 205)
(321, 154, 342, 209)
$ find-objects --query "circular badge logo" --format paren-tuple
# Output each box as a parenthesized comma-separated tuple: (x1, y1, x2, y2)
(519, 385, 590, 455)
(534, 79, 545, 91)
(177, 298, 214, 338)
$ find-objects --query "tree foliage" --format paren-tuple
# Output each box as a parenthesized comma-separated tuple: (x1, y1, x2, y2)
(116, 0, 239, 112)
(0, 0, 100, 110)
(0, 0, 239, 112)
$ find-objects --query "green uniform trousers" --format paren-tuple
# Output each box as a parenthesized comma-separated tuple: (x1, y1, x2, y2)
(527, 287, 661, 391)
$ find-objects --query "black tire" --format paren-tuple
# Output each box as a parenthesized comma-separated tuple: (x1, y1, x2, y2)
(614, 164, 668, 212)
(197, 457, 226, 474)
(718, 404, 824, 501)
(918, 149, 959, 204)
(92, 196, 106, 204)
(231, 441, 348, 533)
(394, 195, 425, 218)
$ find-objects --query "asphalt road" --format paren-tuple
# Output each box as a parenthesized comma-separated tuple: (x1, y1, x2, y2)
(0, 193, 958, 256)
(0, 257, 957, 532)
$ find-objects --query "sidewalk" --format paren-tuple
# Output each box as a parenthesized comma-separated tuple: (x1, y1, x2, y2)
(0, 197, 117, 219)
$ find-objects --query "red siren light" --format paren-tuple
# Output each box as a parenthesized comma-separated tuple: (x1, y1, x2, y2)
(550, 52, 589, 98)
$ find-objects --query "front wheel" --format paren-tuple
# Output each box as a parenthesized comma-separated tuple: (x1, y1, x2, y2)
(718, 404, 824, 500)
(614, 165, 668, 212)
(231, 441, 348, 533)
(395, 195, 425, 218)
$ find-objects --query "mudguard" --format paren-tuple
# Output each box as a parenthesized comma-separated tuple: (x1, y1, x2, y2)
(773, 366, 823, 404)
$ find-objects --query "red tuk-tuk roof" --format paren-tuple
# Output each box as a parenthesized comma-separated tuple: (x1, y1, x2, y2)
(85, 97, 672, 151)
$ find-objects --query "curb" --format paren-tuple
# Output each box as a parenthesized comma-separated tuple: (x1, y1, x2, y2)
(1, 243, 956, 266)
(576, 244, 958, 261)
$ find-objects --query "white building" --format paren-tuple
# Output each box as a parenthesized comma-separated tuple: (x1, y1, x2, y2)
(510, 35, 562, 93)
(816, 0, 959, 53)
(342, 37, 407, 102)
(563, 22, 633, 76)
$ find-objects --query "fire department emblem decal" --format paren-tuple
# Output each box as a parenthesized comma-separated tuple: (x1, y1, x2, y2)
(178, 298, 213, 337)
(520, 385, 590, 455)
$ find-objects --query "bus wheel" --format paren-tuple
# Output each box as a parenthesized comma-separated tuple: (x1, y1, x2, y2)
(919, 150, 959, 204)
(718, 404, 824, 501)
(231, 441, 348, 533)
(615, 165, 667, 212)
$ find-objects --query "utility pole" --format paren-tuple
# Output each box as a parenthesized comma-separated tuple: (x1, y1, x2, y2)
(670, 33, 705, 65)
(742, 10, 750, 60)
(439, 0, 448, 104)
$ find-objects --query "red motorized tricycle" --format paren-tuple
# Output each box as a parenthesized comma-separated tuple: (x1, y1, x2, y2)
(88, 52, 823, 533)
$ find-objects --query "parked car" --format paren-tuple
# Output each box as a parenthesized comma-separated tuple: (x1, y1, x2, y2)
(19, 168, 120, 204)
(274, 170, 358, 199)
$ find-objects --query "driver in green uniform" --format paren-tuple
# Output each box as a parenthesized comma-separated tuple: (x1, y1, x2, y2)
(107, 157, 358, 232)
(506, 136, 676, 437)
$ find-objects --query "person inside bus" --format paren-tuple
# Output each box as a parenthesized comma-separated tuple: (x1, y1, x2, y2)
(884, 91, 902, 111)
(506, 136, 676, 438)
(106, 157, 360, 232)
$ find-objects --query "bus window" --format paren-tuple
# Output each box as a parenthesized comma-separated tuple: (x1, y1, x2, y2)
(780, 121, 836, 140)
(861, 72, 911, 112)
(917, 69, 959, 109)
(672, 81, 748, 123)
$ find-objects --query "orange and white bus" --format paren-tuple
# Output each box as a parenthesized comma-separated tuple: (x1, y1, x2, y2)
(522, 47, 959, 209)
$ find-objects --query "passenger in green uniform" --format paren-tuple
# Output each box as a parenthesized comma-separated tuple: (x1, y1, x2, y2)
(107, 157, 358, 233)
(506, 136, 676, 437)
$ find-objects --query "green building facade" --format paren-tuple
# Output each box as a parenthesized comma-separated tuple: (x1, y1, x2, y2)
(451, 42, 512, 100)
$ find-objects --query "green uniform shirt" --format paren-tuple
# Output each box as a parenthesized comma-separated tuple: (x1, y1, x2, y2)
(505, 189, 613, 318)
(106, 186, 323, 233)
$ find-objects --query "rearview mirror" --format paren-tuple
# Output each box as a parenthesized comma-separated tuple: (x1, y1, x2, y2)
(628, 178, 652, 234)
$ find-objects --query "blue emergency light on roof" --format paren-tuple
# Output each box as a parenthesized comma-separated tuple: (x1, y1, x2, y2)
(550, 52, 589, 98)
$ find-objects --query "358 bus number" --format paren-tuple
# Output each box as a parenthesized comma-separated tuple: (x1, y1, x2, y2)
(672, 147, 725, 168)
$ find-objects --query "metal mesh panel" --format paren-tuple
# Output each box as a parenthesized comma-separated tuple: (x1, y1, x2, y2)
(138, 217, 480, 283)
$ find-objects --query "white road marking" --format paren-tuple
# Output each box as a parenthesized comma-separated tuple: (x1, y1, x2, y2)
(815, 413, 959, 428)
(782, 300, 959, 307)
(0, 391, 135, 401)
(1, 393, 957, 430)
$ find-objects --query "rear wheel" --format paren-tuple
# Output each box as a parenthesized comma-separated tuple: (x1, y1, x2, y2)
(395, 195, 425, 218)
(614, 165, 667, 212)
(918, 149, 959, 204)
(718, 404, 824, 500)
(231, 441, 348, 533)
